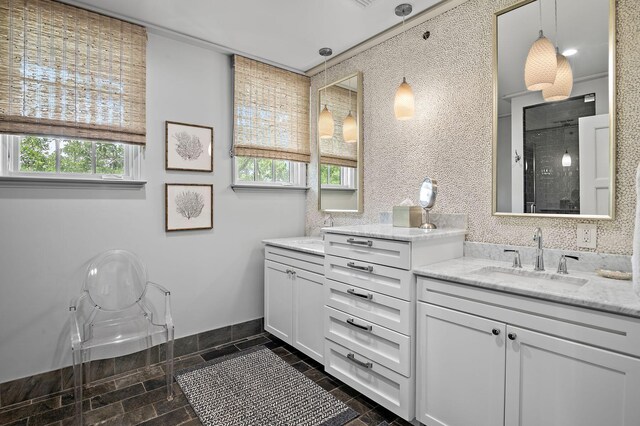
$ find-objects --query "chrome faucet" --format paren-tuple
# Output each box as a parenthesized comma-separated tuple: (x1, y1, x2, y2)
(533, 228, 544, 271)
(557, 254, 579, 274)
(504, 249, 522, 268)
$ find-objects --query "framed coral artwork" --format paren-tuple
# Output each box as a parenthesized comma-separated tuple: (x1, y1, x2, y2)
(165, 184, 213, 231)
(165, 121, 214, 172)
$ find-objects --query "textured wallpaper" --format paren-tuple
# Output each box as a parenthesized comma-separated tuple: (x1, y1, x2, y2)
(306, 0, 639, 255)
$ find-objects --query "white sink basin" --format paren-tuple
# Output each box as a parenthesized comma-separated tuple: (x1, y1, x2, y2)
(470, 266, 589, 290)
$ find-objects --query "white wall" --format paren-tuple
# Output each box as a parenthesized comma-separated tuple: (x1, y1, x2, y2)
(0, 33, 306, 383)
(496, 116, 512, 212)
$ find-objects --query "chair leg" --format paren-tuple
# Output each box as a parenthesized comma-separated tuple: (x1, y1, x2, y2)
(165, 329, 174, 401)
(72, 348, 83, 426)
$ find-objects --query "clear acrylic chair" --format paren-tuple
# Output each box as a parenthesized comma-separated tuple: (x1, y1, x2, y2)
(69, 250, 174, 425)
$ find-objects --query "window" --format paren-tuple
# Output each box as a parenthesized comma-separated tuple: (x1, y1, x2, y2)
(0, 1, 146, 184)
(232, 56, 310, 188)
(234, 156, 306, 187)
(320, 164, 356, 189)
(0, 135, 141, 181)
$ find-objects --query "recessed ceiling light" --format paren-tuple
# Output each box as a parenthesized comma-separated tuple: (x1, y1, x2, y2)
(562, 48, 578, 57)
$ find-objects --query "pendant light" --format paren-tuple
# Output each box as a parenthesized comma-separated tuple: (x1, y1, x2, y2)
(343, 82, 357, 143)
(543, 0, 573, 101)
(562, 150, 572, 167)
(524, 0, 557, 91)
(394, 3, 414, 120)
(318, 48, 334, 139)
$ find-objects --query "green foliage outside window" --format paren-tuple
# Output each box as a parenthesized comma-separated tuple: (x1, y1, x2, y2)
(96, 143, 125, 174)
(236, 156, 290, 183)
(320, 164, 342, 185)
(60, 141, 92, 173)
(19, 136, 56, 172)
(18, 136, 125, 175)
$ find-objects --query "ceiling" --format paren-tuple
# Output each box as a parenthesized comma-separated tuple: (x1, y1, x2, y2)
(66, 0, 444, 73)
(497, 0, 610, 115)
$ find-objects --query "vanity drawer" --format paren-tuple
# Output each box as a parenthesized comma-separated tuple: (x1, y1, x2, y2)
(265, 245, 324, 275)
(324, 339, 414, 420)
(325, 279, 412, 335)
(325, 255, 413, 301)
(324, 233, 411, 270)
(324, 306, 410, 376)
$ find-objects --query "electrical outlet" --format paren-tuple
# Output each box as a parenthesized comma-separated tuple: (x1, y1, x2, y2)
(576, 224, 597, 249)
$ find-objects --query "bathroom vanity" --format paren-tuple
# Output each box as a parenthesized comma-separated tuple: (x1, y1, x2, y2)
(263, 237, 326, 364)
(414, 257, 640, 426)
(264, 227, 639, 425)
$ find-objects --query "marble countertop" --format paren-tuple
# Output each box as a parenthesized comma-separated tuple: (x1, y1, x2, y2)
(414, 257, 640, 317)
(322, 224, 467, 242)
(262, 236, 324, 256)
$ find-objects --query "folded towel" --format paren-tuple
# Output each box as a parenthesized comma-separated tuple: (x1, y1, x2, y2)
(634, 163, 640, 296)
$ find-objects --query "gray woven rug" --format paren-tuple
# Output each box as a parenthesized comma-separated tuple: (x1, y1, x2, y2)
(175, 346, 358, 426)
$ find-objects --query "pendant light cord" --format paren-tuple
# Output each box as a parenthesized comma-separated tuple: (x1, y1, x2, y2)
(323, 56, 327, 106)
(402, 14, 406, 79)
(538, 0, 543, 36)
(554, 0, 559, 49)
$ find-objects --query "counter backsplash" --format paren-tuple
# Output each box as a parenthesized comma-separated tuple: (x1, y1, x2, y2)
(465, 241, 632, 274)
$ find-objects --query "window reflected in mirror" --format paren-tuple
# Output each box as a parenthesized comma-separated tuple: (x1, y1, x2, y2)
(318, 72, 363, 212)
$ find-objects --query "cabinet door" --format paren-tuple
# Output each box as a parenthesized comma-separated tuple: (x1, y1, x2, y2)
(264, 260, 292, 344)
(293, 268, 324, 364)
(505, 326, 640, 426)
(417, 303, 506, 426)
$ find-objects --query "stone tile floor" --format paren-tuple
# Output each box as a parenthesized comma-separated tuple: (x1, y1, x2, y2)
(0, 333, 414, 426)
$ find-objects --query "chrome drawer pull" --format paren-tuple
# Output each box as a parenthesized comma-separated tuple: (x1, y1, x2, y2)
(346, 288, 373, 300)
(347, 353, 373, 369)
(346, 238, 373, 247)
(346, 318, 372, 332)
(347, 262, 373, 272)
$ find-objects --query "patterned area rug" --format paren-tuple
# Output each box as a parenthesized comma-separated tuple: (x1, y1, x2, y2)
(175, 346, 358, 426)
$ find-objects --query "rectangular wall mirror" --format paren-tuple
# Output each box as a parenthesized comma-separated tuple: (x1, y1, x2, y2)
(493, 0, 615, 219)
(318, 72, 363, 213)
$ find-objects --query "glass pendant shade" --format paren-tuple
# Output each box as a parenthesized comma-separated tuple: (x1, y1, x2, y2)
(343, 111, 357, 143)
(394, 77, 415, 120)
(543, 52, 573, 101)
(524, 32, 557, 91)
(562, 150, 572, 167)
(319, 105, 334, 139)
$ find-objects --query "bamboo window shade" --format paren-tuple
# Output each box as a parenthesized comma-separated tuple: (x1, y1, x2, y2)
(319, 85, 357, 168)
(0, 0, 147, 145)
(233, 55, 310, 163)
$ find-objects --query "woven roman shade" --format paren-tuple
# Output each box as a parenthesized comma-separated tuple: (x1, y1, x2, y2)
(319, 85, 357, 168)
(0, 0, 147, 144)
(233, 55, 310, 163)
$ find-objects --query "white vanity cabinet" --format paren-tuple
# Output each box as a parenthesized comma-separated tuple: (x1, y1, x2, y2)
(417, 276, 640, 426)
(322, 229, 465, 421)
(264, 245, 325, 364)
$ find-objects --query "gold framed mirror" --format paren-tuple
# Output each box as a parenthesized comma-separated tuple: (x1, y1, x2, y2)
(317, 71, 364, 213)
(492, 0, 616, 219)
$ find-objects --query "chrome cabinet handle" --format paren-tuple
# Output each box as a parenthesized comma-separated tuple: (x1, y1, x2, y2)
(346, 318, 372, 332)
(347, 262, 373, 272)
(347, 353, 373, 369)
(492, 328, 501, 336)
(346, 238, 373, 247)
(508, 332, 517, 341)
(346, 288, 373, 300)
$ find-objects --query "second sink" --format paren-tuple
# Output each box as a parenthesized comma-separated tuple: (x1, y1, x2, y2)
(470, 266, 589, 290)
